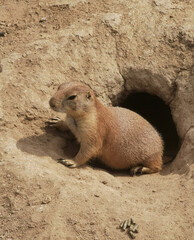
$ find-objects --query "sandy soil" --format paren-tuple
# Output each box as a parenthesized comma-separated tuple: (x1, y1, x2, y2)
(0, 1, 193, 240)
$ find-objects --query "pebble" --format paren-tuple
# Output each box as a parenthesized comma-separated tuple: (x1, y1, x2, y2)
(40, 17, 47, 22)
(42, 195, 51, 204)
(39, 205, 44, 212)
(102, 180, 108, 185)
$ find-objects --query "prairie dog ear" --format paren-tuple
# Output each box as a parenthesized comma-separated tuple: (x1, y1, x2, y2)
(86, 91, 92, 99)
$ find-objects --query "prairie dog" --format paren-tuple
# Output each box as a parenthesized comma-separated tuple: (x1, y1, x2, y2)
(49, 82, 163, 175)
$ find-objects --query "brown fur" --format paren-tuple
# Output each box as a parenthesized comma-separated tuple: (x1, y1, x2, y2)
(49, 82, 163, 175)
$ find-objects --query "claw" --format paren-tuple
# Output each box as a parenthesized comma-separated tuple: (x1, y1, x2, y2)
(129, 168, 135, 176)
(136, 167, 143, 176)
(57, 158, 78, 168)
(57, 158, 65, 163)
(45, 117, 61, 126)
(129, 166, 143, 176)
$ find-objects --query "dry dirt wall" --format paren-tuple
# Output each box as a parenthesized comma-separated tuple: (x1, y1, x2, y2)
(0, 0, 193, 172)
(0, 0, 194, 240)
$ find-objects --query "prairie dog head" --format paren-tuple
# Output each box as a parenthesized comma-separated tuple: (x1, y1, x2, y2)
(49, 82, 96, 117)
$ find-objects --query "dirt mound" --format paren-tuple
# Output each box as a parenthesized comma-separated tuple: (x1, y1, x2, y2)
(0, 0, 193, 239)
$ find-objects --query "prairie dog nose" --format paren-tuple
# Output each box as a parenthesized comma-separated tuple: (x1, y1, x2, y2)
(49, 97, 56, 109)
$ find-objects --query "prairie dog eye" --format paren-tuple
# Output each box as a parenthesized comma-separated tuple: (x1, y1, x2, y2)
(67, 95, 77, 100)
(87, 92, 91, 99)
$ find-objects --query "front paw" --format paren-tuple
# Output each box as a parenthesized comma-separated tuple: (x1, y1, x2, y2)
(45, 117, 61, 127)
(58, 158, 78, 168)
(129, 166, 143, 176)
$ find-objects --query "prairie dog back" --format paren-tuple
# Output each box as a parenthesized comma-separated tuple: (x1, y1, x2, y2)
(99, 107, 163, 170)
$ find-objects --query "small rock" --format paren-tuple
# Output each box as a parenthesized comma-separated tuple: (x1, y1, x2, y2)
(39, 205, 44, 212)
(40, 17, 47, 22)
(0, 64, 2, 72)
(26, 50, 32, 55)
(42, 195, 51, 204)
(94, 194, 100, 197)
(28, 223, 35, 228)
(102, 180, 108, 185)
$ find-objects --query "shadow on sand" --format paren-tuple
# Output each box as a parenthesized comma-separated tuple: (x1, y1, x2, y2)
(16, 127, 80, 162)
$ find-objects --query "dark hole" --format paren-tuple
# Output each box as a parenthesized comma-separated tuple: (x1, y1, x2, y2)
(120, 92, 180, 159)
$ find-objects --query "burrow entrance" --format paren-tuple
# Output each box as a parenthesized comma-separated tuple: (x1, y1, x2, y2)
(120, 92, 180, 160)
